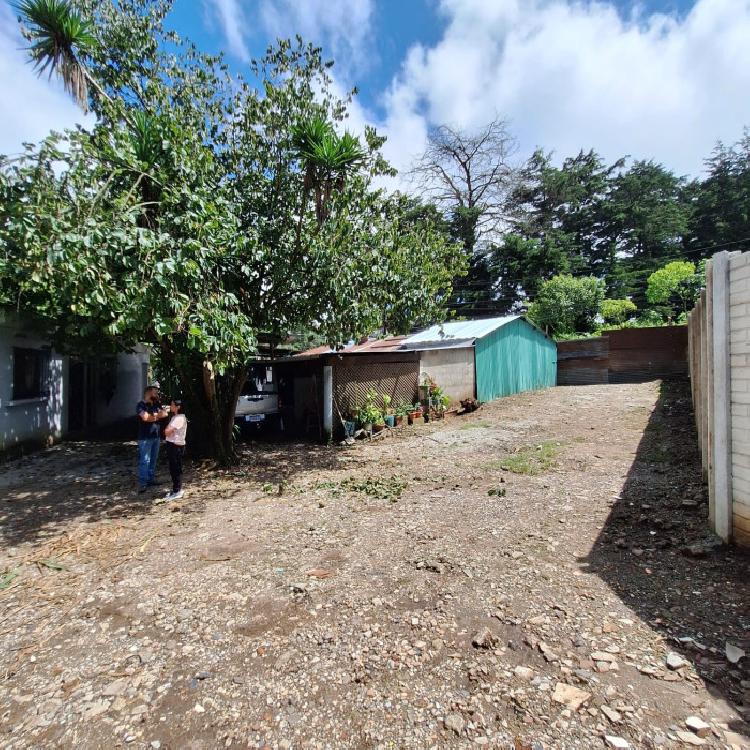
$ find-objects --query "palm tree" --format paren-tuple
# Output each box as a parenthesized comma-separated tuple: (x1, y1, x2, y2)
(15, 0, 97, 112)
(292, 116, 366, 226)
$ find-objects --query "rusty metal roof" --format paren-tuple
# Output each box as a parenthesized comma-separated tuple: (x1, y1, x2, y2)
(294, 335, 407, 358)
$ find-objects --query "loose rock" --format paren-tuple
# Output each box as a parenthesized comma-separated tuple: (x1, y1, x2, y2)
(551, 682, 591, 711)
(685, 716, 711, 738)
(604, 736, 630, 749)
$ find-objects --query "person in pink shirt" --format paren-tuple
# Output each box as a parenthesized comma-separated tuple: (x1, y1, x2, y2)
(162, 398, 187, 501)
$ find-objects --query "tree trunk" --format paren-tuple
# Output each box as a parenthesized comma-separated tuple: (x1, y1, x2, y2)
(192, 362, 247, 464)
(160, 344, 247, 465)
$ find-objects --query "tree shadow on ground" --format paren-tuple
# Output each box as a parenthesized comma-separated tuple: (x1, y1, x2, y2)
(217, 439, 361, 486)
(0, 436, 352, 547)
(0, 441, 158, 547)
(582, 379, 750, 738)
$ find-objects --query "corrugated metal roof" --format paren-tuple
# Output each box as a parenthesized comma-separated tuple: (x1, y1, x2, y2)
(295, 345, 334, 357)
(295, 335, 407, 358)
(347, 336, 406, 353)
(403, 316, 519, 349)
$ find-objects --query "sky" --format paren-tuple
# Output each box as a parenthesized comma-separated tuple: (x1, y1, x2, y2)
(2, 0, 750, 181)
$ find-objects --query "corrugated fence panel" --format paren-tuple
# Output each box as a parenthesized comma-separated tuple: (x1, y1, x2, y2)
(475, 319, 557, 402)
(607, 326, 688, 383)
(557, 327, 688, 385)
(556, 337, 609, 385)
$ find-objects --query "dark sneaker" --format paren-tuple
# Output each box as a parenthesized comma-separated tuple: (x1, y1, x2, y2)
(138, 485, 149, 494)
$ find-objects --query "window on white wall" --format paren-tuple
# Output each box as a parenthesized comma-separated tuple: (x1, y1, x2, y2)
(12, 347, 50, 400)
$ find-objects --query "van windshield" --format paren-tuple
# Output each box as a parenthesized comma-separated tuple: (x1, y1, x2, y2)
(240, 365, 277, 396)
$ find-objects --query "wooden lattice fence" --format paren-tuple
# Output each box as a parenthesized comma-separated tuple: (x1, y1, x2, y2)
(333, 359, 418, 420)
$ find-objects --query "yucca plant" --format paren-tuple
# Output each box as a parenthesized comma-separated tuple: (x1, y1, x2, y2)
(129, 110, 164, 169)
(119, 111, 168, 228)
(15, 0, 97, 112)
(292, 116, 366, 225)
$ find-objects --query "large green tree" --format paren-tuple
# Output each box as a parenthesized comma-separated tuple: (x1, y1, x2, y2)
(645, 260, 704, 322)
(527, 274, 605, 336)
(1, 0, 465, 462)
(599, 160, 693, 306)
(491, 149, 620, 307)
(687, 131, 750, 258)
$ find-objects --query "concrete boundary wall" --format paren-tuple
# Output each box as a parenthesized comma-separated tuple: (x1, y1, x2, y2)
(687, 250, 749, 545)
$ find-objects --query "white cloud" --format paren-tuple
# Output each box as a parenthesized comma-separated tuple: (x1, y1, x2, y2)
(0, 3, 90, 158)
(380, 0, 750, 178)
(257, 0, 375, 74)
(207, 0, 250, 62)
(205, 0, 375, 74)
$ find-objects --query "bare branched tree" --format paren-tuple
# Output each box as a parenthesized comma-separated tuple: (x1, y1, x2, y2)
(407, 117, 518, 242)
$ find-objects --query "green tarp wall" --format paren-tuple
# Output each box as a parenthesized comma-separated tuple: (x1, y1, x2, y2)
(474, 318, 557, 402)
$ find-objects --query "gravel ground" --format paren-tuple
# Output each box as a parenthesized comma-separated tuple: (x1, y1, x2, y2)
(1, 380, 749, 750)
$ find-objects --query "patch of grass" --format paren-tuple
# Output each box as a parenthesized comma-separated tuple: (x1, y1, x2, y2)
(340, 475, 408, 502)
(313, 480, 343, 498)
(459, 421, 492, 431)
(498, 440, 561, 475)
(314, 480, 339, 491)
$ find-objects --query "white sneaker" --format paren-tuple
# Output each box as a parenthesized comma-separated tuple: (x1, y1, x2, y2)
(171, 490, 184, 500)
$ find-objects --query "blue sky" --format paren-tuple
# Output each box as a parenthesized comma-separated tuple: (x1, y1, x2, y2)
(169, 0, 446, 119)
(1, 0, 749, 180)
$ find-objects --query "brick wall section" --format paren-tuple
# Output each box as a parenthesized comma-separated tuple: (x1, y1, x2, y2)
(729, 254, 750, 543)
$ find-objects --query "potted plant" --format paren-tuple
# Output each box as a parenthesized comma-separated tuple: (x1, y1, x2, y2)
(394, 402, 409, 427)
(381, 394, 395, 428)
(408, 402, 423, 425)
(356, 390, 382, 433)
(430, 385, 450, 420)
(418, 374, 436, 402)
(372, 417, 386, 434)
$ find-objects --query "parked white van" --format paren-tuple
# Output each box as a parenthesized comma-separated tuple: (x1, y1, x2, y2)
(234, 364, 283, 433)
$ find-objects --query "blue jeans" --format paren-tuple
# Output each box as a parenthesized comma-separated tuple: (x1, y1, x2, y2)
(138, 437, 160, 488)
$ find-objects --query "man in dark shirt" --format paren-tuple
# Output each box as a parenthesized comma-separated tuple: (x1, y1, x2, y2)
(137, 385, 168, 493)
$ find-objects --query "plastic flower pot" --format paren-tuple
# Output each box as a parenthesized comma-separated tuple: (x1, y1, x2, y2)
(384, 415, 396, 428)
(372, 423, 385, 434)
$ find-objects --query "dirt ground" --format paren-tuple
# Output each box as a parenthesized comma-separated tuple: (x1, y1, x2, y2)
(1, 381, 749, 750)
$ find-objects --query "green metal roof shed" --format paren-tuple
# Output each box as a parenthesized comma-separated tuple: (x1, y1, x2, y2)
(403, 316, 557, 403)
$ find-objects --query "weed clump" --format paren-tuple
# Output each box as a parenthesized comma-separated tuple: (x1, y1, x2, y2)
(340, 475, 408, 502)
(499, 440, 561, 475)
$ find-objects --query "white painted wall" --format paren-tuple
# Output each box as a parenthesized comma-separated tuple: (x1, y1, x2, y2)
(0, 315, 150, 452)
(419, 347, 475, 403)
(91, 348, 150, 424)
(0, 318, 66, 452)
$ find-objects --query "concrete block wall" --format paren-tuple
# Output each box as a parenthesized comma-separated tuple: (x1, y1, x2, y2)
(729, 254, 750, 543)
(419, 347, 475, 403)
(688, 250, 750, 545)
